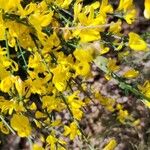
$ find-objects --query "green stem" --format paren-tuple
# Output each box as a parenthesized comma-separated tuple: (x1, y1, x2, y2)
(16, 40, 28, 68)
(5, 30, 10, 59)
(111, 73, 150, 102)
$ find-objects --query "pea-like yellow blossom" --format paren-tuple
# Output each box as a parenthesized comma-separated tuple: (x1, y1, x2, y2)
(144, 0, 150, 19)
(123, 69, 139, 78)
(128, 32, 147, 51)
(11, 114, 31, 137)
(64, 122, 81, 140)
(102, 139, 117, 150)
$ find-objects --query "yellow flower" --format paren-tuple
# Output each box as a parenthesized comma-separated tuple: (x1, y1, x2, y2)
(18, 2, 37, 18)
(64, 122, 81, 140)
(128, 32, 147, 51)
(132, 119, 140, 126)
(67, 92, 85, 120)
(6, 21, 35, 49)
(77, 28, 101, 43)
(0, 0, 20, 12)
(26, 78, 47, 95)
(61, 0, 73, 9)
(73, 2, 108, 42)
(117, 109, 129, 124)
(107, 58, 120, 72)
(117, 0, 137, 24)
(109, 20, 122, 34)
(29, 10, 53, 31)
(138, 81, 150, 98)
(11, 114, 31, 137)
(144, 0, 150, 19)
(35, 111, 47, 119)
(42, 96, 65, 113)
(14, 76, 24, 97)
(74, 48, 93, 62)
(103, 139, 117, 150)
(75, 62, 90, 77)
(0, 76, 14, 93)
(117, 0, 133, 12)
(0, 14, 5, 40)
(123, 69, 139, 78)
(46, 135, 57, 150)
(52, 65, 70, 91)
(100, 47, 110, 55)
(0, 121, 9, 134)
(73, 1, 82, 22)
(46, 132, 66, 150)
(99, 0, 113, 18)
(124, 9, 136, 24)
(0, 97, 25, 115)
(33, 144, 44, 150)
(95, 93, 115, 112)
(29, 102, 37, 111)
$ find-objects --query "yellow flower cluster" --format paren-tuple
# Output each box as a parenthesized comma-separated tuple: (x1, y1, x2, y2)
(0, 0, 149, 149)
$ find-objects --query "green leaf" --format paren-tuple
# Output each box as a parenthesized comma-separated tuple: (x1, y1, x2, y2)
(94, 56, 109, 73)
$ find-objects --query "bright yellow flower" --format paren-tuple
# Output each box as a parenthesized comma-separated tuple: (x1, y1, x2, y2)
(95, 93, 115, 112)
(75, 62, 90, 77)
(73, 48, 93, 62)
(73, 1, 108, 42)
(99, 0, 113, 20)
(46, 132, 66, 150)
(123, 69, 139, 78)
(0, 76, 14, 93)
(52, 65, 70, 91)
(109, 20, 122, 34)
(117, 109, 129, 124)
(117, 0, 133, 12)
(103, 139, 117, 150)
(46, 135, 57, 150)
(83, 1, 100, 14)
(6, 21, 35, 49)
(33, 144, 44, 150)
(138, 80, 150, 98)
(26, 77, 47, 95)
(73, 1, 82, 22)
(144, 0, 150, 19)
(117, 0, 137, 24)
(128, 32, 147, 51)
(67, 92, 85, 120)
(100, 47, 110, 55)
(76, 28, 100, 43)
(0, 14, 5, 40)
(64, 122, 81, 140)
(11, 114, 31, 137)
(29, 102, 37, 111)
(29, 10, 53, 31)
(35, 111, 47, 119)
(0, 64, 10, 80)
(0, 97, 25, 115)
(0, 121, 9, 134)
(0, 0, 20, 12)
(107, 58, 120, 72)
(124, 9, 136, 24)
(42, 96, 65, 113)
(61, 0, 73, 9)
(18, 2, 37, 18)
(14, 76, 24, 97)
